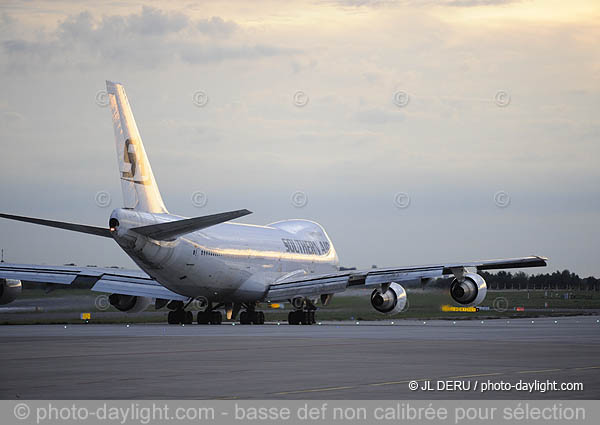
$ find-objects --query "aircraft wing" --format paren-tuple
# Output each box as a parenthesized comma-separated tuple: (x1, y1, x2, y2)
(263, 256, 547, 302)
(0, 263, 188, 301)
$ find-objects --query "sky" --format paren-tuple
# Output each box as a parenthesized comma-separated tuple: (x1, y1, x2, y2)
(0, 0, 598, 276)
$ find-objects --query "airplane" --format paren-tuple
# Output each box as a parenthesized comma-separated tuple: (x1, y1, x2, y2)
(0, 81, 548, 325)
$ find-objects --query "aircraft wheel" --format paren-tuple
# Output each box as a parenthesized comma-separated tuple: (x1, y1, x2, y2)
(288, 311, 299, 325)
(167, 310, 179, 325)
(254, 311, 265, 325)
(197, 311, 210, 325)
(210, 311, 222, 325)
(184, 311, 193, 324)
(240, 311, 251, 325)
(168, 309, 186, 325)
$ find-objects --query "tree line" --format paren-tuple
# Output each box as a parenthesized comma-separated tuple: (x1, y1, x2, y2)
(480, 270, 599, 291)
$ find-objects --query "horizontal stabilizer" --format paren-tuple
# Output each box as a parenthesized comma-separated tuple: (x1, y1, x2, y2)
(131, 209, 252, 241)
(0, 213, 111, 238)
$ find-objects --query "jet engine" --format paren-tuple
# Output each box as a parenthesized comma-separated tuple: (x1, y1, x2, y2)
(370, 282, 407, 314)
(108, 294, 152, 313)
(449, 272, 487, 306)
(0, 278, 22, 305)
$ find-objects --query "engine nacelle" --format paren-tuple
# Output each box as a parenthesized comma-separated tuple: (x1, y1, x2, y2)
(370, 282, 407, 314)
(0, 279, 22, 305)
(449, 272, 487, 306)
(108, 294, 152, 313)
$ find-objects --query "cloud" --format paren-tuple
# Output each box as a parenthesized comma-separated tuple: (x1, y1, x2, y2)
(354, 107, 404, 125)
(0, 12, 17, 38)
(0, 110, 25, 128)
(444, 0, 516, 6)
(125, 6, 189, 36)
(0, 7, 295, 72)
(196, 16, 238, 37)
(327, 0, 517, 7)
(291, 58, 318, 74)
(179, 43, 298, 64)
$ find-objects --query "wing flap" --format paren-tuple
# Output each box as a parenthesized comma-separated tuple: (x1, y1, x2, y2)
(265, 276, 349, 302)
(364, 269, 443, 287)
(91, 276, 187, 301)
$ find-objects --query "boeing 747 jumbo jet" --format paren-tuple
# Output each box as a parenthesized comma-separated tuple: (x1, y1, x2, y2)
(0, 81, 547, 325)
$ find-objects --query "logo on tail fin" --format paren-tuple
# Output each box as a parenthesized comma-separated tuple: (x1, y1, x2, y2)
(120, 138, 149, 185)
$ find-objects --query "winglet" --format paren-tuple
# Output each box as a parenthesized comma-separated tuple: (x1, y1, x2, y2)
(130, 209, 252, 241)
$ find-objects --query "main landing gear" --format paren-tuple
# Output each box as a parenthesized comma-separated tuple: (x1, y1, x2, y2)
(239, 304, 265, 325)
(166, 300, 193, 324)
(166, 307, 223, 325)
(167, 307, 193, 325)
(196, 301, 224, 325)
(197, 310, 222, 325)
(166, 299, 223, 325)
(288, 310, 315, 325)
(287, 298, 317, 325)
(163, 300, 279, 325)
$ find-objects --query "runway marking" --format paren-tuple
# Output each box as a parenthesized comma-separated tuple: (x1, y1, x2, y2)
(516, 369, 562, 374)
(369, 380, 411, 387)
(78, 380, 111, 385)
(369, 379, 421, 387)
(30, 384, 57, 389)
(0, 341, 387, 362)
(273, 386, 356, 395)
(273, 367, 598, 395)
(447, 372, 504, 379)
(369, 373, 500, 388)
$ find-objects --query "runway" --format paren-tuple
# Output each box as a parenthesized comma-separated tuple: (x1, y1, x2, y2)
(1, 316, 599, 399)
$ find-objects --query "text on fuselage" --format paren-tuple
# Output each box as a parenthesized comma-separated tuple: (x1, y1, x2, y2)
(281, 238, 330, 256)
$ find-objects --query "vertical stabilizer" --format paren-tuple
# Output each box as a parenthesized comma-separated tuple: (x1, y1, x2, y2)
(106, 81, 168, 213)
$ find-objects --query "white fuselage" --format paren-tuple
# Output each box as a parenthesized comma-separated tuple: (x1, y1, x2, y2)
(109, 209, 339, 303)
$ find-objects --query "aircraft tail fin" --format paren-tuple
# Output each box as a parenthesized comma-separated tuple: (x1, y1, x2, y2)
(106, 81, 168, 213)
